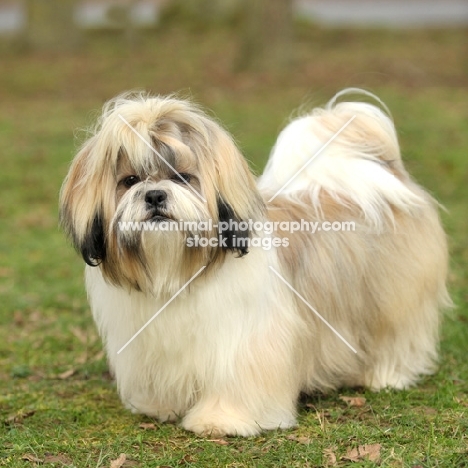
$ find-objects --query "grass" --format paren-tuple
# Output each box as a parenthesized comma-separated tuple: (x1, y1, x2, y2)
(1, 21, 467, 467)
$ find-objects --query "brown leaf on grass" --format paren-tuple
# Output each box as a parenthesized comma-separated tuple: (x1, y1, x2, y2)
(110, 454, 138, 467)
(139, 422, 157, 430)
(6, 410, 36, 425)
(179, 454, 196, 464)
(339, 396, 367, 407)
(323, 448, 338, 466)
(286, 434, 311, 444)
(44, 454, 73, 464)
(207, 438, 230, 445)
(21, 453, 43, 463)
(58, 369, 76, 380)
(110, 453, 127, 468)
(342, 443, 381, 462)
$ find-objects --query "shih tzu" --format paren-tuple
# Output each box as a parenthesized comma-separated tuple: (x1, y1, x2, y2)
(60, 90, 450, 437)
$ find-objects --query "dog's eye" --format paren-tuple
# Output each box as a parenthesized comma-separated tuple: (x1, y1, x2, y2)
(122, 175, 141, 188)
(171, 173, 192, 184)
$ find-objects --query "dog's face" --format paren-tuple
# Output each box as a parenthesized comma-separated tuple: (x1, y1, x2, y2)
(60, 94, 264, 294)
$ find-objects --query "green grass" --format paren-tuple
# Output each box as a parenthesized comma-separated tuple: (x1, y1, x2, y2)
(1, 23, 467, 467)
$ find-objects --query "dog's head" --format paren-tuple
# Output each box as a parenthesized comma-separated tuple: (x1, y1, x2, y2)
(60, 93, 264, 293)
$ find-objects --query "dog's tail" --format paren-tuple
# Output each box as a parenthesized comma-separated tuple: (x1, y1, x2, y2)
(258, 89, 426, 226)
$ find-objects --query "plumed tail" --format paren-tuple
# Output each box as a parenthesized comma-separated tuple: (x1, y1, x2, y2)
(258, 90, 426, 228)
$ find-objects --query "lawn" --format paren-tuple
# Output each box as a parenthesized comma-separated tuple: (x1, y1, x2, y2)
(0, 22, 467, 467)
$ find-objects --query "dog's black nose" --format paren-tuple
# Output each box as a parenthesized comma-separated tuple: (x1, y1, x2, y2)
(145, 190, 167, 207)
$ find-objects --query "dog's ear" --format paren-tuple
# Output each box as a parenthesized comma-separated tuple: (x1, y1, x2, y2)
(60, 137, 111, 267)
(77, 213, 106, 266)
(190, 115, 265, 234)
(217, 197, 250, 257)
(60, 202, 106, 266)
(211, 127, 264, 223)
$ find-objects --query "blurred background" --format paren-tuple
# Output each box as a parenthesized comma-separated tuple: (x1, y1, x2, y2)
(0, 1, 467, 465)
(2, 0, 466, 296)
(0, 0, 467, 350)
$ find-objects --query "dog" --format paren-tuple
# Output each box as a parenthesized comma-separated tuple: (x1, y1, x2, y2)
(60, 90, 450, 437)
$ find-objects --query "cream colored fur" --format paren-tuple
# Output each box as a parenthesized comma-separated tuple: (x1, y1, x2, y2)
(60, 91, 451, 437)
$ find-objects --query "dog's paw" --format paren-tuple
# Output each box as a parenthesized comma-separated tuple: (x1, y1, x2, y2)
(182, 422, 261, 439)
(365, 370, 417, 391)
(182, 406, 296, 437)
(153, 409, 180, 423)
(124, 400, 180, 422)
(181, 416, 262, 438)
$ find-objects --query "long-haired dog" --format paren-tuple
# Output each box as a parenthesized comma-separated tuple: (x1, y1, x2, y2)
(60, 90, 450, 436)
